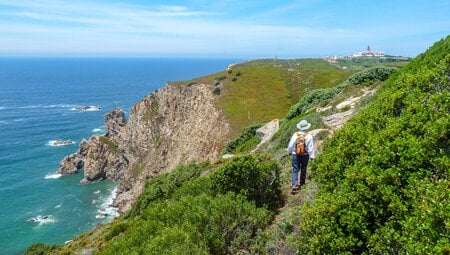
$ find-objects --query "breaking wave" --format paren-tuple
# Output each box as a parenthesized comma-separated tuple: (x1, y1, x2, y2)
(45, 173, 62, 179)
(96, 187, 119, 219)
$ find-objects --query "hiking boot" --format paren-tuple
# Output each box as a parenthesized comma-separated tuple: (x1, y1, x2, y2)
(290, 188, 296, 195)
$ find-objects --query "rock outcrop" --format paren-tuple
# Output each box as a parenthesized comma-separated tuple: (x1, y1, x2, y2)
(104, 109, 126, 138)
(57, 139, 89, 175)
(256, 119, 279, 144)
(252, 119, 280, 152)
(57, 83, 230, 213)
(114, 83, 230, 212)
(323, 109, 355, 129)
(80, 136, 128, 184)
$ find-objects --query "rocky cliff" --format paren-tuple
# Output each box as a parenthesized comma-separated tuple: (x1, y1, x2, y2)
(58, 83, 230, 212)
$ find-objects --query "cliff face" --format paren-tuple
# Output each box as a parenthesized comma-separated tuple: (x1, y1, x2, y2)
(58, 83, 230, 212)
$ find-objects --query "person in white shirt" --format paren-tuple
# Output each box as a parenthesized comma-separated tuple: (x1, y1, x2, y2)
(287, 120, 315, 193)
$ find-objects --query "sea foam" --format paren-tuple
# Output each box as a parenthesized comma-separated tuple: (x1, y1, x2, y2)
(96, 187, 119, 219)
(27, 215, 56, 225)
(45, 173, 62, 179)
(18, 104, 75, 109)
(47, 140, 75, 147)
(71, 105, 101, 112)
(92, 128, 104, 133)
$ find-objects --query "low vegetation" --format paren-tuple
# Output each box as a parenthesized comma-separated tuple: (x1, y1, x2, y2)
(222, 123, 262, 154)
(27, 156, 283, 254)
(215, 59, 352, 135)
(285, 66, 396, 120)
(297, 36, 450, 254)
(98, 136, 119, 154)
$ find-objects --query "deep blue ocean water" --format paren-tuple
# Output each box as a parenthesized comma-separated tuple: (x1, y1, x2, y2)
(0, 58, 239, 254)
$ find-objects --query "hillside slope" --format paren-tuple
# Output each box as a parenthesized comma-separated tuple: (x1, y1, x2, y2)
(177, 58, 352, 134)
(294, 36, 449, 254)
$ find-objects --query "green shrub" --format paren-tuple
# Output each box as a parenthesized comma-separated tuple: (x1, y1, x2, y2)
(24, 243, 60, 255)
(211, 155, 282, 209)
(105, 221, 129, 241)
(297, 35, 450, 254)
(171, 176, 213, 200)
(285, 66, 397, 120)
(213, 87, 221, 95)
(228, 70, 233, 74)
(347, 66, 397, 85)
(236, 71, 242, 76)
(216, 75, 227, 81)
(127, 162, 209, 218)
(234, 135, 261, 153)
(285, 87, 340, 120)
(232, 77, 238, 82)
(140, 226, 209, 255)
(101, 194, 271, 255)
(223, 123, 262, 154)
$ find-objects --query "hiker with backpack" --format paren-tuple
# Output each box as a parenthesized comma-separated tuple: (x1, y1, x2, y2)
(287, 120, 315, 194)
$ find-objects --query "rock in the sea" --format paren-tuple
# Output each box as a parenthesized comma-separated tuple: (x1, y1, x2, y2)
(27, 215, 49, 223)
(57, 153, 83, 174)
(51, 139, 74, 146)
(80, 136, 128, 184)
(56, 139, 90, 175)
(75, 106, 101, 111)
(56, 108, 129, 183)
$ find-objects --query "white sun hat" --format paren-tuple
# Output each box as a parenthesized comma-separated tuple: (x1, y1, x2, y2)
(296, 120, 311, 131)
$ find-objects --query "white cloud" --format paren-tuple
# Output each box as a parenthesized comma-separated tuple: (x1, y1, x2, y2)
(0, 0, 442, 57)
(156, 5, 189, 12)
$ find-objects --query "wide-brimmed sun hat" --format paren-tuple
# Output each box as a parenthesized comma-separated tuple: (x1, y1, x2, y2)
(296, 120, 311, 131)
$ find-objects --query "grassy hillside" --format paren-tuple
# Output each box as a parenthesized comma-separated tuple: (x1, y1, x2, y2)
(174, 58, 353, 135)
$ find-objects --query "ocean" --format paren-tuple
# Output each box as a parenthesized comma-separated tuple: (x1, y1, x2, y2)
(0, 57, 239, 254)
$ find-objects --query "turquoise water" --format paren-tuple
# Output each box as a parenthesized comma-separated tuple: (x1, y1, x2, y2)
(0, 58, 238, 254)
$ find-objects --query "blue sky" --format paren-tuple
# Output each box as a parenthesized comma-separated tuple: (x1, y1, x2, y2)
(0, 0, 449, 58)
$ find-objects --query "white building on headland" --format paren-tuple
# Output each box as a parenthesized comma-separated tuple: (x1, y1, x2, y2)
(324, 46, 409, 63)
(351, 46, 385, 58)
(324, 55, 339, 63)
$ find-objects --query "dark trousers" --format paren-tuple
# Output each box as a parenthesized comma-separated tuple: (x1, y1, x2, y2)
(292, 154, 309, 188)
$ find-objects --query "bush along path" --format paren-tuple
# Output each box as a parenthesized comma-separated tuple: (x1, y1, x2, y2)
(270, 36, 449, 254)
(216, 66, 400, 254)
(237, 37, 449, 254)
